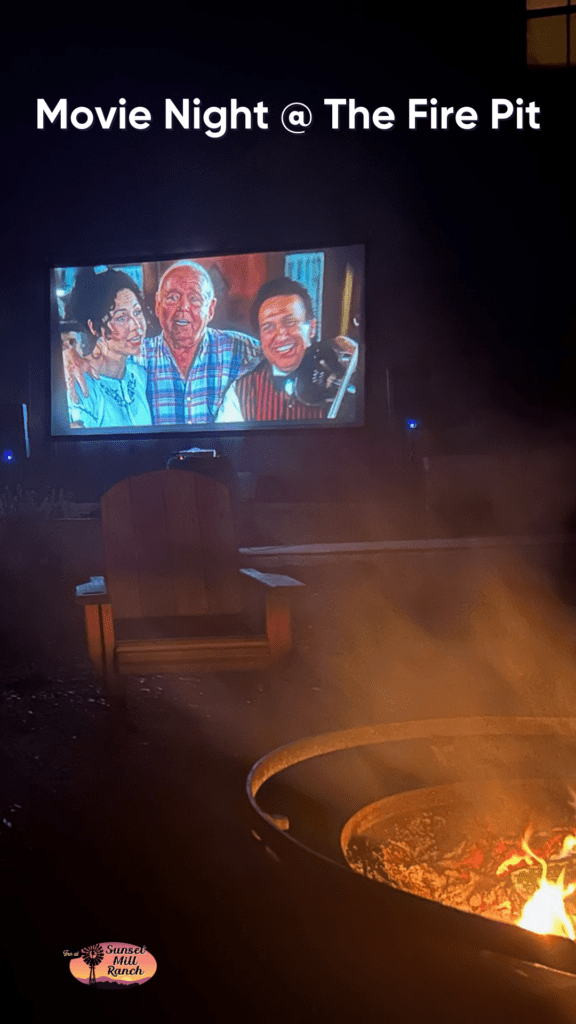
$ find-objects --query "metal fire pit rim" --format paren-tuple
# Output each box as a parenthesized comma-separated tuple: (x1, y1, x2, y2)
(247, 715, 576, 977)
(248, 715, 576, 804)
(340, 775, 576, 855)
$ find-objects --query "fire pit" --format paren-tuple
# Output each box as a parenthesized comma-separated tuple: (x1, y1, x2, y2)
(247, 717, 576, 989)
(341, 777, 576, 935)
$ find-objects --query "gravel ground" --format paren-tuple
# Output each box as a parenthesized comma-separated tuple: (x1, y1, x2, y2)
(1, 546, 576, 1021)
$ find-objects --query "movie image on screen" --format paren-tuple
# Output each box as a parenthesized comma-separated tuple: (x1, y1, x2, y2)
(50, 244, 364, 436)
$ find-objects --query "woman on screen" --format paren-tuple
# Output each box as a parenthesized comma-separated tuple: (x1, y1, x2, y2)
(64, 267, 152, 429)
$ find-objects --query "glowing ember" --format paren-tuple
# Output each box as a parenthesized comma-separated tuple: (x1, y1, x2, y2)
(514, 833, 576, 941)
(344, 788, 576, 943)
(346, 816, 576, 936)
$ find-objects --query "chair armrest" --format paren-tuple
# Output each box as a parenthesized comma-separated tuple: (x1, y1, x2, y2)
(75, 576, 109, 605)
(239, 568, 304, 589)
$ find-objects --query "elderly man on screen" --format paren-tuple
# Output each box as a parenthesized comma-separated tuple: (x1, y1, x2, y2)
(216, 277, 357, 423)
(65, 260, 260, 425)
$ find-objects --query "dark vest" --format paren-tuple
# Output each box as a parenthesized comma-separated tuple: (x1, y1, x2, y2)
(235, 361, 326, 422)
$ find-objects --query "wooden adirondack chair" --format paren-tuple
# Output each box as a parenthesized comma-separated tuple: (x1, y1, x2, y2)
(75, 469, 303, 699)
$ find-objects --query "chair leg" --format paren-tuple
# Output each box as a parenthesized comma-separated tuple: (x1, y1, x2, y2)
(83, 605, 104, 674)
(265, 591, 292, 658)
(82, 602, 134, 741)
(100, 603, 115, 678)
(100, 609, 133, 735)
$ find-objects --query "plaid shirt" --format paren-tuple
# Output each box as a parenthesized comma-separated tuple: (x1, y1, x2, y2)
(140, 329, 260, 425)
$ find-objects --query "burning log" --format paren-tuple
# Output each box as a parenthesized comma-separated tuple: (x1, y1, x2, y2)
(346, 816, 576, 937)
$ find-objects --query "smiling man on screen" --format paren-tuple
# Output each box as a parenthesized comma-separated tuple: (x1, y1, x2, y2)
(216, 277, 357, 423)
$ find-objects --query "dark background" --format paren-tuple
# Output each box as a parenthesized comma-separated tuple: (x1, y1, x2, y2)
(0, 3, 573, 501)
(2, 11, 576, 1022)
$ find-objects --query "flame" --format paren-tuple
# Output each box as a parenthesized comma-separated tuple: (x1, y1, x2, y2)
(496, 824, 535, 877)
(515, 833, 576, 940)
(496, 851, 532, 876)
(560, 833, 576, 859)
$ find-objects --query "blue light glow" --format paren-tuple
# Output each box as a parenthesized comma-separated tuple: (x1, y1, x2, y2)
(405, 419, 420, 431)
(1, 449, 15, 462)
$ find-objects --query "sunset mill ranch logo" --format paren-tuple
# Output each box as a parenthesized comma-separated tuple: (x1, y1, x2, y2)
(64, 942, 157, 988)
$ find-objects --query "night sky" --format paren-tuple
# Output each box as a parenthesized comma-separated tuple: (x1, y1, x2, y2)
(0, 7, 573, 466)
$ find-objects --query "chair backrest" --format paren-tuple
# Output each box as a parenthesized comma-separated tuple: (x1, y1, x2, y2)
(101, 469, 243, 619)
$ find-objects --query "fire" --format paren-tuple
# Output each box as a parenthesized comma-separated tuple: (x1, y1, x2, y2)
(515, 832, 576, 941)
(560, 833, 576, 858)
(496, 851, 531, 876)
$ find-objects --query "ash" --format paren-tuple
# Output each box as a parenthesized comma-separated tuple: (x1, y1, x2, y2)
(345, 813, 576, 927)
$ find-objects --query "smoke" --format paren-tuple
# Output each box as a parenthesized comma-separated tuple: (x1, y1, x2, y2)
(6, 427, 576, 848)
(181, 429, 576, 866)
(181, 539, 576, 815)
